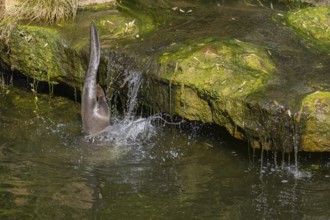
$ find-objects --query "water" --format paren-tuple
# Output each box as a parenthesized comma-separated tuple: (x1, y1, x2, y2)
(1, 85, 330, 219)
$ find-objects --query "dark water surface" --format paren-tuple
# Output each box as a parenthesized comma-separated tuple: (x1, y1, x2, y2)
(0, 88, 330, 219)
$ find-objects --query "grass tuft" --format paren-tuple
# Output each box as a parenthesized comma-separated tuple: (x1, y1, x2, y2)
(1, 0, 78, 43)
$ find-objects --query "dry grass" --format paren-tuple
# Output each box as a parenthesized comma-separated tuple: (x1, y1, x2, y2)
(0, 0, 78, 43)
(2, 0, 78, 23)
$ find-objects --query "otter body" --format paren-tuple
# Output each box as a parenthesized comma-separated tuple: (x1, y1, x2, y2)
(81, 23, 110, 135)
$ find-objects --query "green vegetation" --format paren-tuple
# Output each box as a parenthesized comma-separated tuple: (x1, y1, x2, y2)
(300, 91, 330, 151)
(287, 7, 330, 47)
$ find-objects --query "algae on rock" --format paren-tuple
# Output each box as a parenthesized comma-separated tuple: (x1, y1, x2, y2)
(0, 26, 85, 89)
(0, 2, 157, 91)
(287, 7, 330, 50)
(142, 36, 330, 152)
(143, 39, 276, 143)
(300, 91, 330, 152)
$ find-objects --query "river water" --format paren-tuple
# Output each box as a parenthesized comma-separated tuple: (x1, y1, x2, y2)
(1, 0, 330, 219)
(1, 84, 330, 219)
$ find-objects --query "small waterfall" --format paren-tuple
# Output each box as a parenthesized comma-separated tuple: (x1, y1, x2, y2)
(120, 70, 142, 119)
(85, 54, 156, 145)
(253, 105, 311, 180)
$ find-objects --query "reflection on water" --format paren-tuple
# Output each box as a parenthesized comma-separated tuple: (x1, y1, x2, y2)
(1, 87, 330, 219)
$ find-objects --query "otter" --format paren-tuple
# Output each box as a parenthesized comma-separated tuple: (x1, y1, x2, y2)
(81, 23, 110, 135)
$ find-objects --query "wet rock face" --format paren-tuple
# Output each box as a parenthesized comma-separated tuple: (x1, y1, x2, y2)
(144, 40, 275, 123)
(138, 6, 330, 152)
(300, 92, 330, 152)
(0, 26, 85, 89)
(141, 40, 304, 151)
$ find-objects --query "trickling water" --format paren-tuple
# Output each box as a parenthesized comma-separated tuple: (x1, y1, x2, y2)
(121, 70, 142, 117)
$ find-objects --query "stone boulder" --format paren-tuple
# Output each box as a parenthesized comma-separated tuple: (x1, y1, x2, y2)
(0, 26, 86, 89)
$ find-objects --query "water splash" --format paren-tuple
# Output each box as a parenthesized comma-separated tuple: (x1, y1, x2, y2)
(85, 117, 157, 146)
(84, 59, 158, 146)
(285, 165, 312, 179)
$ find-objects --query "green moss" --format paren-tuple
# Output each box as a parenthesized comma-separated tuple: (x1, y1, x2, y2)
(1, 2, 159, 91)
(117, 2, 157, 37)
(300, 91, 330, 151)
(55, 4, 157, 51)
(145, 39, 276, 137)
(0, 25, 85, 88)
(287, 7, 330, 49)
(158, 40, 275, 99)
(96, 13, 140, 40)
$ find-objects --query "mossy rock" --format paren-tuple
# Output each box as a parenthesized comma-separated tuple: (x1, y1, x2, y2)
(300, 91, 330, 152)
(0, 3, 156, 89)
(143, 39, 276, 141)
(158, 40, 275, 98)
(287, 7, 330, 50)
(55, 2, 157, 51)
(0, 26, 85, 89)
(141, 38, 330, 152)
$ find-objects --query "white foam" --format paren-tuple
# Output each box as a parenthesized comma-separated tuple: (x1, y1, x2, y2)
(285, 165, 312, 179)
(84, 117, 157, 146)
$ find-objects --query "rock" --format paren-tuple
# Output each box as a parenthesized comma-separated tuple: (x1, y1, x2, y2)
(300, 91, 330, 152)
(141, 36, 330, 152)
(286, 7, 330, 52)
(145, 39, 275, 125)
(0, 26, 86, 89)
(140, 37, 330, 152)
(141, 40, 299, 151)
(0, 3, 153, 88)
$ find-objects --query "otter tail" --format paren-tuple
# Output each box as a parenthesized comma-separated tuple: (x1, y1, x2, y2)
(85, 22, 100, 85)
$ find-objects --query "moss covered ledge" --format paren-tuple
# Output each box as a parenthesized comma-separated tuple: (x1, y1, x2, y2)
(0, 26, 85, 89)
(141, 38, 330, 152)
(142, 39, 276, 144)
(0, 3, 158, 89)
